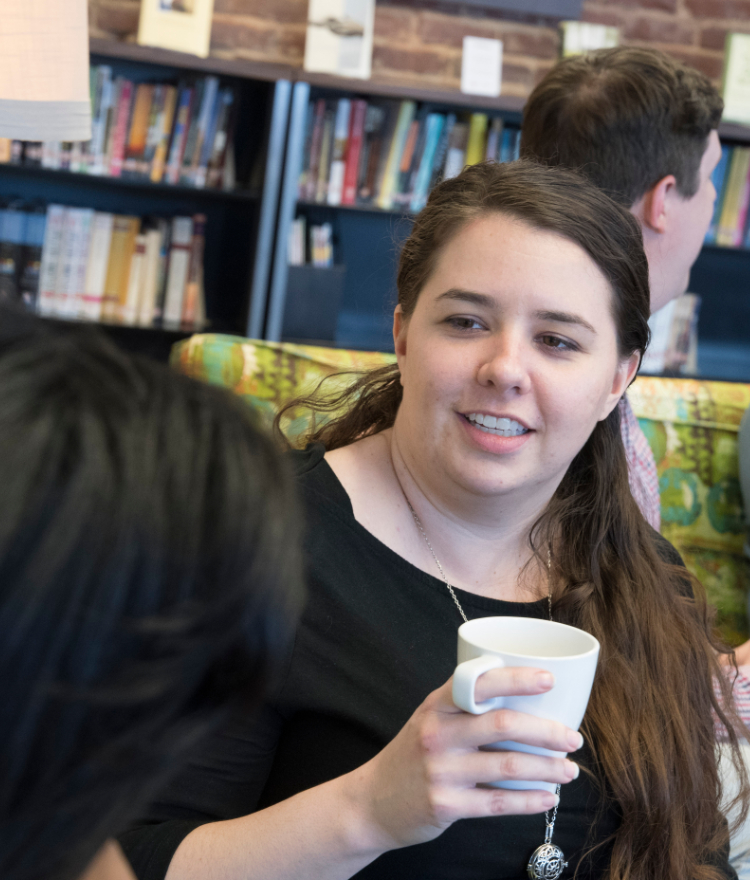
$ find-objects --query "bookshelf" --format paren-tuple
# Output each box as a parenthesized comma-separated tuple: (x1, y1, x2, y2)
(265, 78, 523, 350)
(0, 39, 292, 361)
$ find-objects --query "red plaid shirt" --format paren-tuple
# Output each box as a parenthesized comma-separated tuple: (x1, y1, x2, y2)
(619, 396, 661, 531)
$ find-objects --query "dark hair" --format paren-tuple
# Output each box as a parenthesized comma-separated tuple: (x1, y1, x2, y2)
(520, 46, 723, 206)
(0, 314, 304, 880)
(277, 160, 748, 880)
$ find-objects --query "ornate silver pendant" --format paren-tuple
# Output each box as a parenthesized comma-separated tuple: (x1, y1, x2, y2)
(527, 842, 568, 880)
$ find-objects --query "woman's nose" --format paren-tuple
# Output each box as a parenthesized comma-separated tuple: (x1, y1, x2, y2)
(476, 336, 532, 395)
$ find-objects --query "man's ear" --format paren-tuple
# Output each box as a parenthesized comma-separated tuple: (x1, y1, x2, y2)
(600, 351, 642, 422)
(632, 174, 676, 234)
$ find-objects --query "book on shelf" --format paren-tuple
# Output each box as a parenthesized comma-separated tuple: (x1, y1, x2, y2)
(30, 204, 206, 330)
(288, 216, 307, 266)
(295, 97, 521, 213)
(0, 67, 236, 191)
(310, 223, 334, 268)
(162, 215, 195, 329)
(705, 144, 750, 249)
(327, 98, 352, 206)
(722, 33, 750, 126)
(641, 293, 701, 375)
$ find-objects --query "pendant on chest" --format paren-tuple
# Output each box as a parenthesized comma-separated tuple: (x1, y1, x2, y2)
(526, 842, 568, 880)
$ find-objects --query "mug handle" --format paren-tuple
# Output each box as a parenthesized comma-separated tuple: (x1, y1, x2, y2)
(452, 655, 506, 714)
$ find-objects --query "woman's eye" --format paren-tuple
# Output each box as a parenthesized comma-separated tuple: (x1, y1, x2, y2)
(447, 316, 485, 331)
(539, 334, 578, 352)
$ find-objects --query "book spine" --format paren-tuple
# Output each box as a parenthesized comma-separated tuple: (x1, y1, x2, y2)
(165, 86, 194, 185)
(716, 148, 747, 246)
(315, 107, 335, 204)
(194, 85, 225, 189)
(303, 99, 327, 202)
(18, 209, 47, 310)
(162, 216, 194, 327)
(37, 205, 67, 316)
(122, 233, 148, 325)
(138, 226, 164, 326)
(89, 66, 113, 175)
(150, 85, 178, 184)
(427, 112, 455, 192)
(410, 113, 445, 213)
(734, 158, 750, 247)
(327, 98, 352, 206)
(184, 76, 219, 186)
(377, 100, 416, 210)
(108, 79, 134, 178)
(122, 84, 154, 179)
(342, 100, 367, 206)
(71, 209, 95, 317)
(82, 212, 114, 321)
(707, 145, 731, 245)
(394, 118, 420, 205)
(181, 213, 206, 328)
(465, 112, 488, 167)
(206, 88, 236, 189)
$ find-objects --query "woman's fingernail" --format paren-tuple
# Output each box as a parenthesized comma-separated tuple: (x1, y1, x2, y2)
(565, 760, 580, 780)
(568, 732, 584, 751)
(543, 793, 560, 809)
(537, 672, 554, 689)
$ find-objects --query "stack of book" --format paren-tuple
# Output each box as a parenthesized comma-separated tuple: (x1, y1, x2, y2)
(288, 216, 334, 268)
(29, 204, 206, 331)
(706, 143, 750, 248)
(297, 98, 520, 213)
(640, 293, 701, 375)
(0, 66, 237, 190)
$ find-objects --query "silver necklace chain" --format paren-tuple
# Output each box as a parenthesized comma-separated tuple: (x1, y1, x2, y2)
(404, 497, 566, 880)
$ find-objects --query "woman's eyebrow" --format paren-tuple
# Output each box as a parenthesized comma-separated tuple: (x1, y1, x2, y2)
(535, 310, 597, 335)
(436, 288, 495, 308)
(435, 291, 597, 336)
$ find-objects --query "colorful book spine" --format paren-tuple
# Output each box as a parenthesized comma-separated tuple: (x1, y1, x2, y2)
(182, 213, 206, 328)
(82, 212, 114, 321)
(410, 113, 445, 213)
(327, 98, 352, 206)
(108, 79, 134, 178)
(465, 112, 488, 167)
(162, 216, 194, 327)
(37, 205, 67, 316)
(150, 85, 178, 184)
(165, 85, 194, 185)
(376, 100, 416, 210)
(342, 99, 367, 206)
(716, 147, 750, 246)
(315, 106, 336, 204)
(706, 144, 731, 245)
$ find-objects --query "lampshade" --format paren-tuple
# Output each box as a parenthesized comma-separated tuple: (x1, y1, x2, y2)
(0, 0, 91, 141)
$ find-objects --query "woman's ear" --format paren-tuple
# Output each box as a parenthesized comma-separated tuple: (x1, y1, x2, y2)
(600, 351, 642, 421)
(394, 305, 407, 358)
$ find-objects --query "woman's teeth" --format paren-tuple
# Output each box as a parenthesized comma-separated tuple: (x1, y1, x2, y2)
(466, 413, 528, 437)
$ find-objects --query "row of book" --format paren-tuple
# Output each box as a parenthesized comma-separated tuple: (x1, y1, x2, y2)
(0, 65, 237, 190)
(641, 293, 700, 375)
(297, 98, 521, 213)
(14, 204, 208, 330)
(707, 144, 750, 247)
(288, 218, 334, 267)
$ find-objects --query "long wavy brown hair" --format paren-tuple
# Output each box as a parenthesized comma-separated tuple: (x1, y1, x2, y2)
(276, 161, 748, 880)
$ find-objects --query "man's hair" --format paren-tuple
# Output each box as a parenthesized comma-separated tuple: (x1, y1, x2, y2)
(0, 312, 304, 880)
(520, 46, 723, 207)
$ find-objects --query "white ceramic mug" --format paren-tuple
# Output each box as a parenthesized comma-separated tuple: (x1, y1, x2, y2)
(452, 616, 600, 793)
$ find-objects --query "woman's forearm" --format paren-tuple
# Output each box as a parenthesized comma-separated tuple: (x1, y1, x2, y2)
(164, 770, 387, 880)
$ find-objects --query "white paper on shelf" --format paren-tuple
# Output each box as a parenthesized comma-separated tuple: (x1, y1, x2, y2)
(461, 36, 503, 98)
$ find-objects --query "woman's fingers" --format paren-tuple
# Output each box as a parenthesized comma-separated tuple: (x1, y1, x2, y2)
(473, 667, 555, 703)
(427, 749, 579, 789)
(423, 784, 561, 825)
(453, 706, 583, 753)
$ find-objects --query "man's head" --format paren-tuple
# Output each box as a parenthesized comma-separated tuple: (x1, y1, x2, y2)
(521, 46, 723, 311)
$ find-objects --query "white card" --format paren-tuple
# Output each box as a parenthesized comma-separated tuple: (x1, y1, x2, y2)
(461, 36, 503, 98)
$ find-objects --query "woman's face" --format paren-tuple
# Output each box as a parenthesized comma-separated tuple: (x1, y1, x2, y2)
(393, 213, 639, 510)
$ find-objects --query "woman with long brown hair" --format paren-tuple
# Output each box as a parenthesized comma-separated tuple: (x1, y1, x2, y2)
(122, 160, 746, 880)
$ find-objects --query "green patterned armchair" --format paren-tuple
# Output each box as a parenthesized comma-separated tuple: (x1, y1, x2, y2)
(172, 334, 750, 645)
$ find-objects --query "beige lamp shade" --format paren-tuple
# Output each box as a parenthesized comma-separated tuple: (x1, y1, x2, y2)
(0, 0, 91, 141)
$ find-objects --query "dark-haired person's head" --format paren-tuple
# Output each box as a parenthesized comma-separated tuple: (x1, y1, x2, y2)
(0, 314, 304, 880)
(521, 46, 723, 312)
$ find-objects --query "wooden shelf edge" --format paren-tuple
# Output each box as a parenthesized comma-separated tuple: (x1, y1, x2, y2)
(89, 37, 295, 84)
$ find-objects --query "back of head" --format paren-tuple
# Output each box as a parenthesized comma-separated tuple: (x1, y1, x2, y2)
(0, 315, 304, 880)
(521, 46, 723, 206)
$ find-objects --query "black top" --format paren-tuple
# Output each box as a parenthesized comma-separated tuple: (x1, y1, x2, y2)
(120, 444, 735, 880)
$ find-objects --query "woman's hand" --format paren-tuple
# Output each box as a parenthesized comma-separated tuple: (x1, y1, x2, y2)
(346, 667, 583, 852)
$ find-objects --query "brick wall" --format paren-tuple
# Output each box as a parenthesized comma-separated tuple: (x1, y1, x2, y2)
(89, 0, 750, 99)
